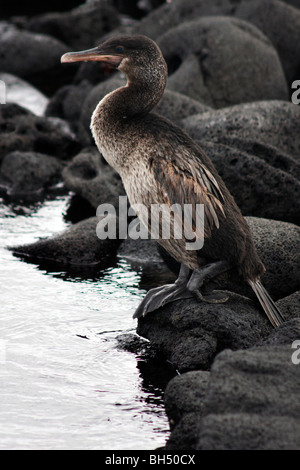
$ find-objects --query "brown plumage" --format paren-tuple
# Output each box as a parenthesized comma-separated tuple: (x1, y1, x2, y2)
(61, 34, 285, 327)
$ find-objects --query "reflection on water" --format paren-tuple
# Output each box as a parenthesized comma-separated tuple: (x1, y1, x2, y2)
(0, 194, 174, 450)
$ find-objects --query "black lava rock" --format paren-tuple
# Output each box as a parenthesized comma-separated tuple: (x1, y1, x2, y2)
(137, 0, 300, 84)
(182, 101, 300, 224)
(0, 150, 64, 197)
(0, 22, 72, 94)
(62, 146, 124, 209)
(0, 103, 80, 163)
(157, 16, 288, 106)
(9, 215, 121, 267)
(26, 1, 120, 50)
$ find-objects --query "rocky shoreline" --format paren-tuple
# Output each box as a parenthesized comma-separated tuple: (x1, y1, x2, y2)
(1, 0, 300, 450)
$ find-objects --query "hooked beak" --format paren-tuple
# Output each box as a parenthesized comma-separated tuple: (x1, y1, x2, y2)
(61, 46, 124, 68)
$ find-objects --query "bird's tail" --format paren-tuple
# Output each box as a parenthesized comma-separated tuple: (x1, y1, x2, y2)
(248, 279, 285, 328)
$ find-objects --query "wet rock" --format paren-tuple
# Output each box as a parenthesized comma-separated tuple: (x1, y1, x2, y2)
(0, 73, 49, 116)
(0, 22, 70, 94)
(0, 150, 64, 197)
(137, 0, 300, 84)
(136, 291, 273, 372)
(26, 1, 120, 50)
(10, 215, 121, 267)
(115, 333, 150, 355)
(0, 103, 80, 164)
(164, 370, 210, 449)
(62, 147, 124, 209)
(164, 370, 210, 428)
(156, 16, 288, 106)
(181, 101, 300, 224)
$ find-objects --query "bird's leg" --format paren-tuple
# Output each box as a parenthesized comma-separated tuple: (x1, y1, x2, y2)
(133, 263, 192, 318)
(187, 260, 231, 303)
(133, 260, 231, 319)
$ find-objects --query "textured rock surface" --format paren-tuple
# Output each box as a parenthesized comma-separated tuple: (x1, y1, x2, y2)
(181, 101, 300, 224)
(137, 0, 300, 83)
(197, 344, 300, 449)
(0, 104, 80, 164)
(27, 1, 120, 50)
(137, 292, 273, 372)
(0, 150, 64, 196)
(163, 300, 300, 449)
(62, 147, 124, 209)
(157, 16, 288, 106)
(10, 215, 121, 267)
(0, 21, 70, 93)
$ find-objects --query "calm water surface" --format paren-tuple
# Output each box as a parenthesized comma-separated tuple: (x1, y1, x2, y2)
(0, 194, 172, 450)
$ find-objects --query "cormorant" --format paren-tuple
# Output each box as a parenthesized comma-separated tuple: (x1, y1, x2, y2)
(61, 34, 285, 327)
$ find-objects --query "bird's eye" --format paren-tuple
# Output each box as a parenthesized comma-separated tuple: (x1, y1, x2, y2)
(116, 46, 124, 53)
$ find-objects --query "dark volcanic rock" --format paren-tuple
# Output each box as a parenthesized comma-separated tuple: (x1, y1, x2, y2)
(244, 218, 300, 301)
(137, 0, 300, 84)
(154, 90, 211, 125)
(45, 81, 93, 133)
(62, 147, 124, 209)
(0, 22, 70, 94)
(276, 292, 300, 324)
(137, 291, 273, 372)
(10, 215, 121, 267)
(182, 101, 300, 156)
(164, 370, 210, 449)
(235, 0, 300, 84)
(164, 370, 210, 428)
(27, 1, 120, 50)
(0, 104, 80, 164)
(197, 344, 300, 450)
(136, 0, 235, 39)
(157, 16, 288, 106)
(164, 343, 300, 450)
(181, 101, 300, 224)
(0, 151, 64, 197)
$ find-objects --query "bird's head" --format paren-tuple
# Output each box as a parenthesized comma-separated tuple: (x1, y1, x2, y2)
(61, 34, 168, 85)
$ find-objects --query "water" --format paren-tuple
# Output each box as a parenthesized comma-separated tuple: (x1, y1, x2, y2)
(0, 194, 173, 450)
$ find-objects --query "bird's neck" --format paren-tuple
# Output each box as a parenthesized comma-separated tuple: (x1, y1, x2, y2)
(91, 67, 167, 171)
(97, 70, 166, 121)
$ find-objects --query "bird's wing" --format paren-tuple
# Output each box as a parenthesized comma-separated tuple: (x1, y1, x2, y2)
(149, 154, 226, 240)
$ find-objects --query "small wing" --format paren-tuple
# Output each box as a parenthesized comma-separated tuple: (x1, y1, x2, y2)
(150, 155, 226, 240)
